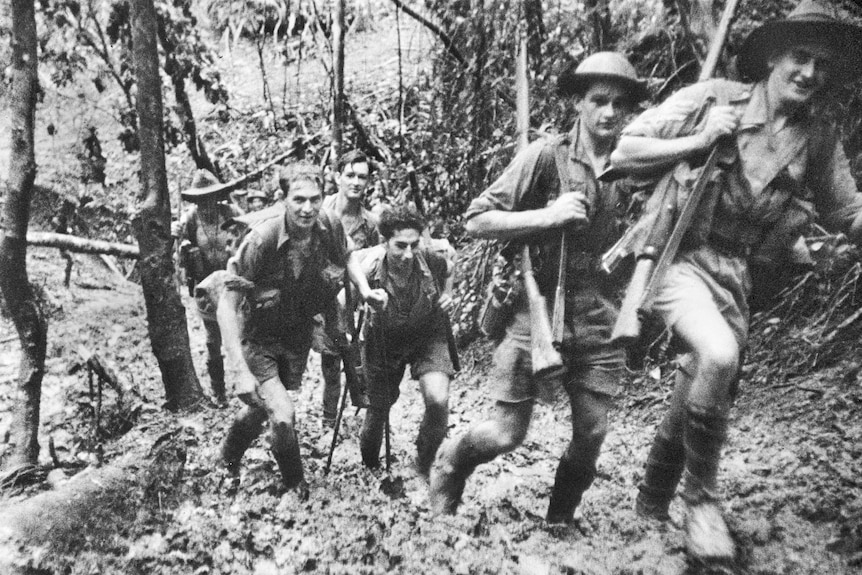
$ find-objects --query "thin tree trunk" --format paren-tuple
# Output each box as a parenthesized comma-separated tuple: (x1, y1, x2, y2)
(0, 0, 47, 471)
(331, 0, 345, 168)
(129, 0, 204, 410)
(523, 0, 543, 75)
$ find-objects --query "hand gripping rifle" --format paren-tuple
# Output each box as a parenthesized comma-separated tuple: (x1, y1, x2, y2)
(609, 0, 740, 345)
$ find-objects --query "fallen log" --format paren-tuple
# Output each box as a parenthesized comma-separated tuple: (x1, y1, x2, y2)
(0, 422, 191, 574)
(26, 232, 140, 258)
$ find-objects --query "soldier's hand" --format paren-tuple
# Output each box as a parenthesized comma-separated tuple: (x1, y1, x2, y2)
(547, 192, 589, 229)
(363, 288, 388, 310)
(171, 221, 183, 238)
(700, 106, 739, 148)
(236, 371, 263, 407)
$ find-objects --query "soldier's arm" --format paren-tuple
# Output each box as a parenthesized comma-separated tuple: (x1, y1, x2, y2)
(812, 137, 862, 243)
(612, 105, 739, 174)
(612, 83, 739, 174)
(465, 139, 587, 240)
(466, 196, 588, 241)
(347, 251, 387, 309)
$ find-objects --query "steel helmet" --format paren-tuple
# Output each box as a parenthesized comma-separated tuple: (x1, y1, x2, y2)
(558, 51, 649, 102)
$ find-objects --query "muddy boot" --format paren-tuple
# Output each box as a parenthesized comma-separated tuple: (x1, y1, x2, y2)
(271, 421, 304, 489)
(682, 405, 734, 560)
(636, 433, 685, 522)
(428, 435, 485, 515)
(360, 408, 387, 469)
(207, 343, 226, 404)
(546, 455, 595, 525)
(321, 353, 341, 423)
(222, 406, 267, 474)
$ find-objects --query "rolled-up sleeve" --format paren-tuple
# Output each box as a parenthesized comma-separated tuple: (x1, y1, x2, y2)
(227, 231, 264, 285)
(622, 82, 714, 140)
(464, 139, 550, 220)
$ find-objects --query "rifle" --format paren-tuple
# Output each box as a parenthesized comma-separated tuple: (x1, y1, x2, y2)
(325, 273, 369, 474)
(550, 137, 590, 348)
(609, 0, 740, 345)
(521, 245, 565, 378)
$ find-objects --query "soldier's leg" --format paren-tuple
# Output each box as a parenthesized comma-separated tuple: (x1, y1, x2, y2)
(429, 400, 533, 515)
(673, 309, 739, 559)
(636, 365, 691, 521)
(321, 352, 342, 423)
(359, 352, 406, 470)
(222, 401, 268, 474)
(257, 376, 304, 489)
(203, 317, 226, 402)
(546, 387, 614, 524)
(415, 371, 450, 477)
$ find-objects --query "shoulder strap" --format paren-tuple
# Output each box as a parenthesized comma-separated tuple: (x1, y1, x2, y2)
(553, 137, 577, 198)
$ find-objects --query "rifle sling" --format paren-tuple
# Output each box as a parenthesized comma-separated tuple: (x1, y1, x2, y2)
(639, 144, 721, 313)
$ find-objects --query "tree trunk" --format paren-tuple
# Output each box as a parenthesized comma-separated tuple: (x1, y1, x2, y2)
(586, 0, 613, 50)
(0, 423, 190, 574)
(523, 0, 544, 75)
(156, 19, 221, 179)
(0, 0, 47, 470)
(129, 0, 204, 410)
(331, 0, 345, 167)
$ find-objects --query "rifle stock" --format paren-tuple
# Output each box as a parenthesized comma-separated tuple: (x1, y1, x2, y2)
(521, 245, 565, 378)
(611, 257, 654, 346)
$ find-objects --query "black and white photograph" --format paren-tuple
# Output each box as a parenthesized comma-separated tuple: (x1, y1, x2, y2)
(1, 0, 861, 573)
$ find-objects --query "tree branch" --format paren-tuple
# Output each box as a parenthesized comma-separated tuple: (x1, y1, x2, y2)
(388, 0, 465, 66)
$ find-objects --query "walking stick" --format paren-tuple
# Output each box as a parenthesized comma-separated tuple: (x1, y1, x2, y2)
(376, 309, 393, 474)
(324, 280, 366, 475)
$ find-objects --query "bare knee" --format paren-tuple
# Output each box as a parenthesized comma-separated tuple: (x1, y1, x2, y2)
(420, 372, 450, 410)
(493, 401, 532, 451)
(695, 340, 739, 384)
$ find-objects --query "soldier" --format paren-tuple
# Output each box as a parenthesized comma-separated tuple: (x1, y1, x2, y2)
(216, 162, 386, 489)
(610, 0, 862, 560)
(354, 206, 455, 475)
(246, 189, 268, 212)
(429, 53, 648, 522)
(172, 169, 244, 403)
(315, 150, 380, 424)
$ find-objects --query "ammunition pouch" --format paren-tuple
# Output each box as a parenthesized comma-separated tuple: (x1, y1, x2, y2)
(479, 253, 523, 340)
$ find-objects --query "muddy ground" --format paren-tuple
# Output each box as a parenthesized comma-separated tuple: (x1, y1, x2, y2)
(1, 243, 861, 575)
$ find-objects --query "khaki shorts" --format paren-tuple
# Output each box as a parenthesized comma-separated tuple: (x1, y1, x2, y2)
(243, 339, 311, 391)
(489, 301, 626, 404)
(650, 244, 750, 348)
(363, 314, 455, 409)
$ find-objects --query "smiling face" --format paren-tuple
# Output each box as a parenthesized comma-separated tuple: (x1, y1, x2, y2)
(575, 80, 632, 144)
(336, 161, 370, 202)
(766, 42, 836, 109)
(284, 179, 322, 231)
(384, 227, 422, 272)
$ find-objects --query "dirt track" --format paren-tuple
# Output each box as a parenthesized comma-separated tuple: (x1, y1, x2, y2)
(2, 247, 860, 574)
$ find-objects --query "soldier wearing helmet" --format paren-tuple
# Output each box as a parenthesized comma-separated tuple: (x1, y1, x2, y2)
(430, 52, 648, 522)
